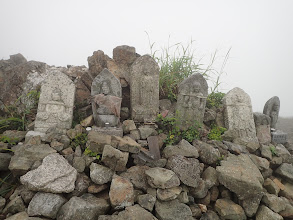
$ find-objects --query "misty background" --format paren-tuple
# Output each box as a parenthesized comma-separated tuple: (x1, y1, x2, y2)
(0, 0, 292, 117)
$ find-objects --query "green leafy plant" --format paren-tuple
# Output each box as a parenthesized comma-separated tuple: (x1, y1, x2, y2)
(270, 145, 278, 157)
(207, 124, 227, 141)
(70, 133, 88, 149)
(84, 147, 101, 160)
(0, 135, 19, 145)
(156, 113, 201, 145)
(206, 92, 225, 109)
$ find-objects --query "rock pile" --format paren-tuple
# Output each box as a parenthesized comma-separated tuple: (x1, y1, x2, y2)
(0, 46, 292, 220)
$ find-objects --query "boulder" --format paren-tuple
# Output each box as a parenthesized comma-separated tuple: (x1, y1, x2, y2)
(117, 204, 158, 220)
(255, 205, 283, 220)
(145, 167, 180, 189)
(157, 186, 182, 201)
(137, 194, 156, 212)
(0, 153, 12, 171)
(163, 139, 199, 158)
(109, 174, 134, 209)
(90, 163, 114, 185)
(101, 145, 128, 171)
(20, 153, 77, 193)
(57, 194, 110, 220)
(120, 165, 150, 191)
(215, 199, 246, 220)
(27, 192, 67, 219)
(216, 154, 264, 200)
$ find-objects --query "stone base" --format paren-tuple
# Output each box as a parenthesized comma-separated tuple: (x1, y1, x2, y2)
(25, 131, 46, 142)
(92, 126, 123, 137)
(271, 130, 287, 144)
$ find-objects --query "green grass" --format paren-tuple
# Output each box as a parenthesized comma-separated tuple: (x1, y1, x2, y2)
(146, 33, 230, 102)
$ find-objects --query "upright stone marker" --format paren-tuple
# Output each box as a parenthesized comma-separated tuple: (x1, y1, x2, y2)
(176, 73, 208, 130)
(34, 69, 75, 134)
(223, 87, 259, 151)
(91, 68, 122, 127)
(263, 96, 280, 129)
(130, 55, 159, 122)
(253, 113, 271, 144)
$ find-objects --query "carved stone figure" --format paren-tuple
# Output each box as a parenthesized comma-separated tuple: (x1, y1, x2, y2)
(91, 68, 122, 127)
(263, 96, 280, 129)
(176, 74, 208, 130)
(223, 87, 259, 151)
(34, 69, 75, 134)
(253, 113, 271, 144)
(130, 55, 159, 122)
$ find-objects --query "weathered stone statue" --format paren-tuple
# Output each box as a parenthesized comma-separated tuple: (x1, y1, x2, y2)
(253, 113, 271, 144)
(91, 68, 122, 127)
(176, 74, 208, 130)
(130, 55, 159, 122)
(263, 96, 280, 129)
(34, 69, 75, 134)
(223, 87, 259, 152)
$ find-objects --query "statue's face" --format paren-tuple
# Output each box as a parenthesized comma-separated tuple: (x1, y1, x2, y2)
(101, 82, 110, 95)
(52, 91, 61, 101)
(193, 83, 201, 93)
(273, 104, 279, 112)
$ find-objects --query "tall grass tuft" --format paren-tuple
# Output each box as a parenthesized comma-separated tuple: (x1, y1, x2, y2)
(146, 33, 230, 101)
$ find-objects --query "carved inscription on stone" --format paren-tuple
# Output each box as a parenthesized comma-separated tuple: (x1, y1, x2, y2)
(176, 74, 208, 130)
(130, 55, 159, 122)
(253, 113, 271, 144)
(91, 68, 122, 127)
(34, 69, 75, 134)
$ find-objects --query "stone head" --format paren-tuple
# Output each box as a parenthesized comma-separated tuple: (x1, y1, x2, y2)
(51, 89, 62, 101)
(101, 81, 111, 95)
(193, 82, 201, 93)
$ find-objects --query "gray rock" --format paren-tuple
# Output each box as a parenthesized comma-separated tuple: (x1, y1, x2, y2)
(130, 55, 159, 122)
(202, 166, 218, 189)
(109, 174, 134, 209)
(194, 140, 220, 165)
(159, 99, 172, 111)
(176, 73, 208, 129)
(163, 139, 199, 158)
(86, 130, 112, 154)
(0, 153, 12, 171)
(222, 141, 248, 155)
(90, 163, 114, 185)
(68, 173, 91, 197)
(216, 154, 264, 200)
(122, 120, 136, 134)
(261, 144, 273, 160)
(256, 205, 283, 220)
(145, 167, 180, 189)
(280, 181, 293, 200)
(263, 178, 280, 195)
(2, 196, 25, 215)
(166, 155, 201, 188)
(91, 68, 122, 127)
(117, 204, 158, 220)
(20, 153, 77, 193)
(2, 130, 27, 143)
(155, 199, 193, 220)
(91, 126, 124, 137)
(240, 193, 263, 217)
(157, 186, 182, 201)
(275, 163, 293, 183)
(4, 212, 28, 220)
(263, 96, 280, 129)
(200, 210, 220, 220)
(137, 194, 156, 212)
(215, 199, 246, 220)
(138, 126, 158, 140)
(101, 145, 129, 171)
(57, 194, 110, 220)
(249, 154, 270, 172)
(34, 69, 75, 134)
(112, 135, 141, 153)
(222, 87, 259, 151)
(27, 192, 67, 219)
(72, 156, 85, 173)
(120, 165, 150, 191)
(276, 144, 291, 162)
(262, 193, 287, 213)
(9, 144, 56, 176)
(0, 196, 6, 212)
(254, 113, 271, 144)
(189, 179, 209, 199)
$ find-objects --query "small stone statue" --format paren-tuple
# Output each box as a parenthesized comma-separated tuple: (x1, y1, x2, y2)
(91, 69, 122, 127)
(263, 96, 280, 129)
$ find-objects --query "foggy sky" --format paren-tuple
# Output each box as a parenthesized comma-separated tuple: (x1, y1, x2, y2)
(0, 0, 292, 117)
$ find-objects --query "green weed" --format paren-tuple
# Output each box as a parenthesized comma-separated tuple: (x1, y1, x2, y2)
(0, 135, 19, 145)
(270, 145, 278, 157)
(70, 133, 88, 149)
(0, 173, 15, 197)
(84, 147, 101, 160)
(206, 92, 225, 109)
(207, 124, 227, 141)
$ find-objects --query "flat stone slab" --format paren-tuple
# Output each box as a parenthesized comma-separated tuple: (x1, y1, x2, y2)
(145, 167, 180, 189)
(20, 153, 77, 193)
(92, 126, 123, 137)
(216, 154, 264, 200)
